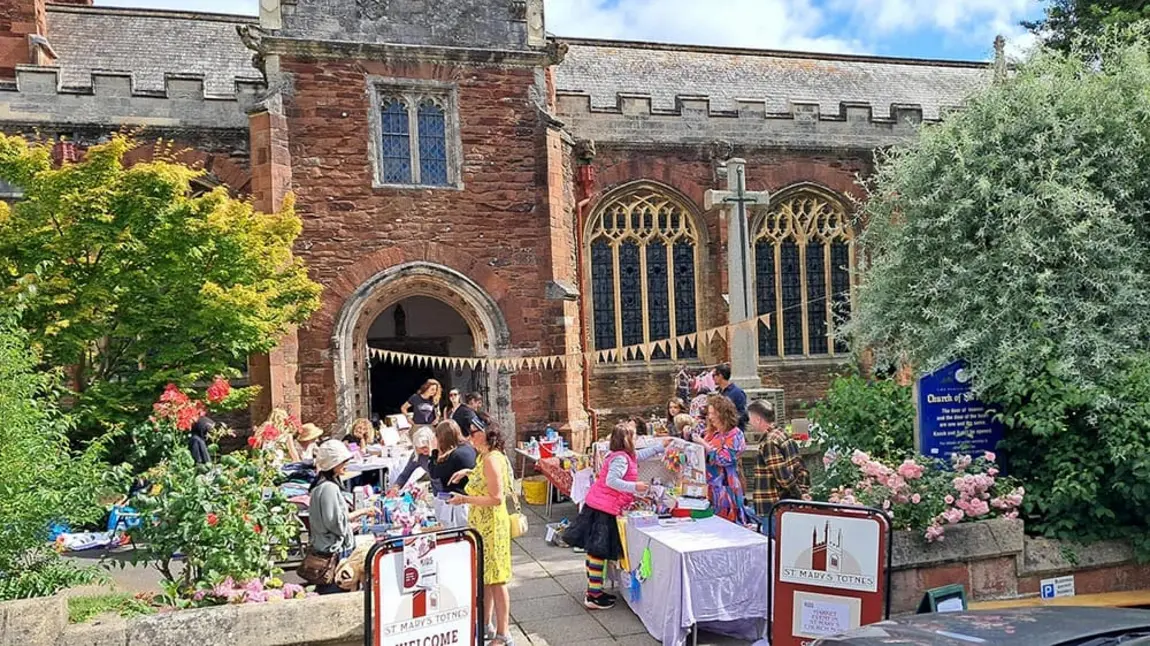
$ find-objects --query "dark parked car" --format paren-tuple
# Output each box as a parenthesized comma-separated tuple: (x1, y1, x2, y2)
(813, 607, 1150, 645)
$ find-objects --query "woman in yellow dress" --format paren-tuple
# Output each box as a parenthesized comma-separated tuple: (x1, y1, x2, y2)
(447, 419, 513, 645)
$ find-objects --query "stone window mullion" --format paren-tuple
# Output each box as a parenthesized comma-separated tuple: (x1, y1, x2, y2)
(407, 94, 422, 185)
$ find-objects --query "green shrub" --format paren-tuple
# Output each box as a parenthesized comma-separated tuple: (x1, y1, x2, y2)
(0, 314, 117, 600)
(808, 374, 915, 461)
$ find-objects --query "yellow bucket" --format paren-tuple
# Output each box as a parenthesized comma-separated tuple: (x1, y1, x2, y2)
(522, 476, 549, 506)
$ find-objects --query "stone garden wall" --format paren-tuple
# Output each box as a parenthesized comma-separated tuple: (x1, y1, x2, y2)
(890, 517, 1150, 614)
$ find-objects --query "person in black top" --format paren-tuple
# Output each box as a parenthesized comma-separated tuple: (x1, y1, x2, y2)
(402, 379, 442, 426)
(451, 392, 485, 436)
(713, 364, 749, 430)
(430, 419, 477, 529)
(189, 416, 214, 466)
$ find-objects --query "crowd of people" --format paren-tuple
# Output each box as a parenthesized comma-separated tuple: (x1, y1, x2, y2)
(187, 367, 811, 640)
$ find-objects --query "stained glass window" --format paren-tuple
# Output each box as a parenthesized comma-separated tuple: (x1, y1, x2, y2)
(587, 184, 700, 361)
(754, 188, 854, 357)
(755, 241, 777, 357)
(417, 100, 448, 186)
(591, 241, 616, 350)
(380, 98, 411, 184)
(646, 241, 670, 360)
(376, 90, 455, 186)
(673, 241, 698, 359)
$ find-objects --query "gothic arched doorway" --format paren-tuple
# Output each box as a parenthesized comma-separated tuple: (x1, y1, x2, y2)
(366, 296, 488, 420)
(332, 262, 514, 436)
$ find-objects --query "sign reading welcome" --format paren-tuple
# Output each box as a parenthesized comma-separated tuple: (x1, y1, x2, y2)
(914, 360, 1004, 461)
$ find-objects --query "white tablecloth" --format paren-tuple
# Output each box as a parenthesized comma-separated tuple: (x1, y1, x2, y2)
(346, 451, 412, 487)
(616, 517, 771, 646)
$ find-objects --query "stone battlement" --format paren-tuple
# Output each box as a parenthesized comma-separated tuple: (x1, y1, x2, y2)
(0, 65, 263, 130)
(556, 90, 958, 149)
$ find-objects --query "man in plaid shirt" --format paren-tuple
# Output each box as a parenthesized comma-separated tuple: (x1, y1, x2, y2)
(747, 400, 811, 525)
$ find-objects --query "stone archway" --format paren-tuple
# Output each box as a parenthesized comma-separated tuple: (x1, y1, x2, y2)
(332, 262, 514, 435)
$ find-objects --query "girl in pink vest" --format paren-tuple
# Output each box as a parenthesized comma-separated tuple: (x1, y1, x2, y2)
(562, 422, 668, 610)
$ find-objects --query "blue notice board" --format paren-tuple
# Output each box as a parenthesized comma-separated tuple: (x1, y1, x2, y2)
(915, 361, 1004, 460)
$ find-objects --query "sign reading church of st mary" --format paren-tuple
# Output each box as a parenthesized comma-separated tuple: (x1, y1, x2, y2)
(914, 360, 1005, 460)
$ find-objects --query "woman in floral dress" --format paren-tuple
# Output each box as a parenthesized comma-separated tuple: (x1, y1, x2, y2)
(690, 394, 748, 524)
(447, 421, 513, 645)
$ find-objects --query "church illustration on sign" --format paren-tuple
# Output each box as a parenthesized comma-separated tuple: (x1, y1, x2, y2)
(811, 521, 844, 574)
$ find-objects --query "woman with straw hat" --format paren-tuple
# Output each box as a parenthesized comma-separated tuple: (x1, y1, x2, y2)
(289, 423, 325, 463)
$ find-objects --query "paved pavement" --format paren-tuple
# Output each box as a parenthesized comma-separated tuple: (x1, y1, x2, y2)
(67, 501, 757, 646)
(505, 502, 753, 646)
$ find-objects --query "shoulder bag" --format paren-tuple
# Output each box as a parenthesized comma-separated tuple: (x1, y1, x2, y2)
(297, 549, 339, 585)
(503, 454, 529, 539)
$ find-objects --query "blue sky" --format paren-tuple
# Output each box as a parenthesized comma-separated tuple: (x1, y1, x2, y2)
(96, 0, 1047, 61)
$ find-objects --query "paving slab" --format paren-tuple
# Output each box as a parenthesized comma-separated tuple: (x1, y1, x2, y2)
(518, 613, 611, 644)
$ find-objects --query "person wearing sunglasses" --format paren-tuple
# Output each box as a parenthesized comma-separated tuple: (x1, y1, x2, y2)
(443, 388, 463, 421)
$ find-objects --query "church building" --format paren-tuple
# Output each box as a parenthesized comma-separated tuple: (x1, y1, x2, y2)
(0, 0, 990, 442)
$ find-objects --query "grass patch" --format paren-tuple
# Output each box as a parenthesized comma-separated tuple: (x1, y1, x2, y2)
(67, 593, 156, 624)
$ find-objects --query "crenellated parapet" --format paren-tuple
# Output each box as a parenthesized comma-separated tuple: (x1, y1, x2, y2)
(555, 90, 960, 150)
(0, 65, 263, 131)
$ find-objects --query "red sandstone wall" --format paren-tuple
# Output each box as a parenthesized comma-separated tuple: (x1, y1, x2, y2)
(583, 144, 871, 422)
(281, 57, 576, 429)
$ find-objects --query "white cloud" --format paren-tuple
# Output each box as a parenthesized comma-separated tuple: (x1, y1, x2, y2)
(832, 0, 1042, 58)
(543, 0, 861, 53)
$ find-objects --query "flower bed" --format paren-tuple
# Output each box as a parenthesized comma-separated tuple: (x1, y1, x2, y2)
(814, 449, 1024, 542)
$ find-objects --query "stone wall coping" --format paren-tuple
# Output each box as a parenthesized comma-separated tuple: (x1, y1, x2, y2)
(0, 593, 365, 646)
(893, 517, 1025, 570)
(10, 66, 264, 102)
(1021, 535, 1138, 578)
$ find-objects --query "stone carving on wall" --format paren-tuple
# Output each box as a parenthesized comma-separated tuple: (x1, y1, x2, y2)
(236, 24, 269, 83)
(357, 0, 386, 21)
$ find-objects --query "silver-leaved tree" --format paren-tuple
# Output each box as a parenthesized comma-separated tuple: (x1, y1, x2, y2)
(849, 29, 1150, 551)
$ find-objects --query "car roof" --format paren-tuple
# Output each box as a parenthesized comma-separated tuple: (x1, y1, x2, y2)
(815, 607, 1150, 645)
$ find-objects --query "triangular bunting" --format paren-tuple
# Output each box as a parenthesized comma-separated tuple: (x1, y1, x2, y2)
(758, 313, 771, 329)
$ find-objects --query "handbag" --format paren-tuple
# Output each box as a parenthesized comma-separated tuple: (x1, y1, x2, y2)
(504, 454, 529, 539)
(297, 549, 339, 585)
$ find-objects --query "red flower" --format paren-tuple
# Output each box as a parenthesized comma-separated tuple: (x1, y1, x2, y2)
(206, 513, 219, 527)
(253, 525, 262, 534)
(247, 435, 259, 449)
(206, 377, 231, 404)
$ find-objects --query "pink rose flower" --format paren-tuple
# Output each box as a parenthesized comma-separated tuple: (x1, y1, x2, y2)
(911, 493, 922, 504)
(983, 451, 996, 463)
(944, 495, 954, 505)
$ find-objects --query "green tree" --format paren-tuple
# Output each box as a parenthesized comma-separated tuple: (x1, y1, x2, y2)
(0, 313, 116, 600)
(849, 33, 1150, 549)
(808, 373, 915, 461)
(1025, 1, 1150, 50)
(0, 135, 321, 437)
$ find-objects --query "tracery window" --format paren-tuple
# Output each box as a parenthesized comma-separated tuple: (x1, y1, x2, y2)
(370, 81, 459, 188)
(588, 185, 699, 360)
(754, 187, 853, 358)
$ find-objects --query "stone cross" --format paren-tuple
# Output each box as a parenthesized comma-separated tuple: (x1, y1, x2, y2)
(705, 158, 769, 386)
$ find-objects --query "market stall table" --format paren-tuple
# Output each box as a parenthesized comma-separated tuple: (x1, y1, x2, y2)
(614, 516, 771, 646)
(515, 448, 576, 518)
(346, 450, 412, 492)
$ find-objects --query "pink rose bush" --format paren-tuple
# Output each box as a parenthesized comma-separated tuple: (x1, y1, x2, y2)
(815, 449, 1024, 542)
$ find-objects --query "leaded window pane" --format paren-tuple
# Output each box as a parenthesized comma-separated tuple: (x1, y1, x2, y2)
(780, 239, 804, 356)
(619, 241, 644, 349)
(417, 100, 448, 186)
(831, 241, 851, 354)
(806, 241, 828, 355)
(673, 241, 698, 359)
(380, 98, 411, 184)
(755, 241, 778, 357)
(591, 240, 616, 350)
(646, 240, 670, 360)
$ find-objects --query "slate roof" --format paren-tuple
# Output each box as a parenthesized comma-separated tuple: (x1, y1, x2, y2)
(46, 5, 260, 96)
(554, 39, 993, 121)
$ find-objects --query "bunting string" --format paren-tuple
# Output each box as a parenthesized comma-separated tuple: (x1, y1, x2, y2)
(367, 287, 852, 372)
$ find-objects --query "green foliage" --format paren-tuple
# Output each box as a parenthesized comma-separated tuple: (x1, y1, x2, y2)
(0, 134, 321, 440)
(850, 33, 1150, 549)
(123, 448, 298, 596)
(68, 593, 156, 624)
(0, 314, 119, 600)
(1025, 1, 1150, 51)
(808, 374, 915, 461)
